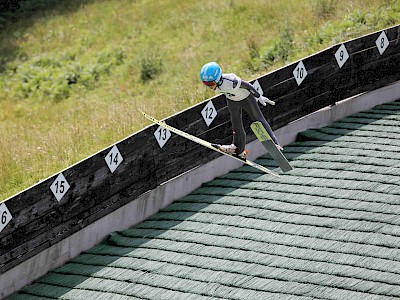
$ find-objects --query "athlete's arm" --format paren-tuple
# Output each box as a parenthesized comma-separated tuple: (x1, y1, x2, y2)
(240, 80, 261, 98)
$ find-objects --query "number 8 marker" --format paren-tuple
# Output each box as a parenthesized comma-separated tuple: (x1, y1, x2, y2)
(376, 31, 389, 55)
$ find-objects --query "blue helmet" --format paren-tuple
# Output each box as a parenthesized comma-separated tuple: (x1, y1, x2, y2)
(200, 62, 222, 84)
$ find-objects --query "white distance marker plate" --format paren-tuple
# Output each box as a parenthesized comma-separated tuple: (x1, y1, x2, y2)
(0, 203, 12, 233)
(293, 61, 308, 86)
(201, 100, 217, 127)
(50, 173, 70, 202)
(154, 125, 171, 148)
(105, 145, 123, 173)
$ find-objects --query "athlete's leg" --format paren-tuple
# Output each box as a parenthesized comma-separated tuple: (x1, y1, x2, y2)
(243, 95, 281, 146)
(227, 99, 246, 154)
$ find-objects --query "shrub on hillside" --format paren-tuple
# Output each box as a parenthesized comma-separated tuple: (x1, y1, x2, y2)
(261, 26, 294, 67)
(3, 47, 125, 101)
(140, 53, 163, 83)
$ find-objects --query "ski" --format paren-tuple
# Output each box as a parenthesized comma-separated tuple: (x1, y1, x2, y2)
(250, 121, 293, 172)
(141, 111, 280, 177)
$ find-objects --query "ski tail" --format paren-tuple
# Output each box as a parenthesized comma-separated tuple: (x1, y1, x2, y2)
(251, 121, 293, 172)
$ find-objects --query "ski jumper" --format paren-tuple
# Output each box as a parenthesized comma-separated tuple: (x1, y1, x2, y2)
(215, 73, 280, 154)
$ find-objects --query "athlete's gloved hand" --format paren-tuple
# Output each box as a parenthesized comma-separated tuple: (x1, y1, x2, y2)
(257, 96, 275, 106)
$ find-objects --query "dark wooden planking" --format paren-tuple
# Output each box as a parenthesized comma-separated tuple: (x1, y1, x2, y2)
(168, 97, 228, 136)
(261, 58, 345, 104)
(4, 177, 55, 214)
(255, 47, 336, 90)
(0, 237, 51, 274)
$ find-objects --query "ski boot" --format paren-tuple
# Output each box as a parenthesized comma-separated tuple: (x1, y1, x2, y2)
(218, 144, 248, 159)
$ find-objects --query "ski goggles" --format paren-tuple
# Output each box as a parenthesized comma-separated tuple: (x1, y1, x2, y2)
(202, 80, 216, 87)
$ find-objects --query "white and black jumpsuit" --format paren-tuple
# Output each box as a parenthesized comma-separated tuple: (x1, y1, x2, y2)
(215, 73, 280, 154)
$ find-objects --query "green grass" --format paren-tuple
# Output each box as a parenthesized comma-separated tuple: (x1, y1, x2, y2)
(0, 0, 398, 201)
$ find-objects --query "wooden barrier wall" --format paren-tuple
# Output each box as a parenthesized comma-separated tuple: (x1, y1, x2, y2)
(1, 24, 400, 276)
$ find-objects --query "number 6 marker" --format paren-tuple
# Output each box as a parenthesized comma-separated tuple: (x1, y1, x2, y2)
(0, 203, 12, 233)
